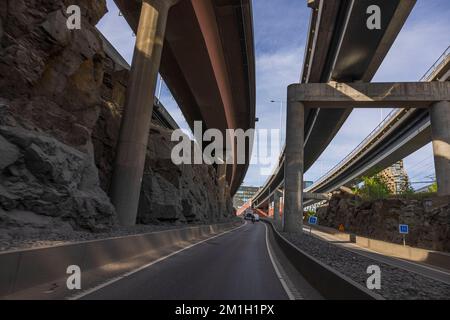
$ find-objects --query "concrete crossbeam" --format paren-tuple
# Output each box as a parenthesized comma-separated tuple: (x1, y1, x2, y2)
(288, 82, 450, 108)
(284, 80, 450, 200)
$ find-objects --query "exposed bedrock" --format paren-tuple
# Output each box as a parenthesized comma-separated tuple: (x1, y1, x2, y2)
(0, 125, 116, 231)
(93, 102, 233, 224)
(316, 190, 450, 252)
(0, 0, 233, 236)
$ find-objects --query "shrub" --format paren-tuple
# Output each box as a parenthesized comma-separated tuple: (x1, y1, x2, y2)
(428, 182, 438, 193)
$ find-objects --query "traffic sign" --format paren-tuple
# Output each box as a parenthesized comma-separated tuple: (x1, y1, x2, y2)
(399, 224, 409, 234)
(308, 216, 318, 225)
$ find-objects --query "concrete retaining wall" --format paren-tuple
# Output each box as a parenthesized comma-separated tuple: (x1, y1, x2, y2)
(264, 220, 383, 300)
(307, 223, 450, 270)
(0, 221, 241, 297)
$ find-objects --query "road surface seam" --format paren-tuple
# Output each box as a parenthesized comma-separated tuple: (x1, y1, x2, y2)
(264, 223, 300, 300)
(67, 221, 247, 300)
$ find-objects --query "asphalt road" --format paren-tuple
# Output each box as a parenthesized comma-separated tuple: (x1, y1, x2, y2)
(80, 221, 289, 300)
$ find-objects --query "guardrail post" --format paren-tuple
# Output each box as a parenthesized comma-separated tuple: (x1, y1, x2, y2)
(283, 85, 304, 233)
(110, 0, 178, 226)
(430, 100, 450, 196)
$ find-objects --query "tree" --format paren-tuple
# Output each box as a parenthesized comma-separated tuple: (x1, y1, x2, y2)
(354, 176, 391, 200)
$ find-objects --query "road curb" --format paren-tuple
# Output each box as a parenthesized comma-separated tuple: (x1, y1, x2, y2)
(263, 219, 384, 300)
(0, 220, 242, 297)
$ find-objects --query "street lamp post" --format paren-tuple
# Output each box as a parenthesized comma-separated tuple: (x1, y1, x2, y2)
(270, 100, 285, 150)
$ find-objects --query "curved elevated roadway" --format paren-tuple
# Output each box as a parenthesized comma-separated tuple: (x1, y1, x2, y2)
(252, 0, 417, 209)
(114, 0, 256, 195)
(303, 47, 450, 205)
(255, 49, 449, 210)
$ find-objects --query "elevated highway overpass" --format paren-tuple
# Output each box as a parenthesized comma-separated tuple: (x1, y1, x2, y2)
(252, 45, 450, 214)
(251, 0, 416, 212)
(109, 0, 256, 225)
(278, 80, 449, 233)
(304, 46, 450, 204)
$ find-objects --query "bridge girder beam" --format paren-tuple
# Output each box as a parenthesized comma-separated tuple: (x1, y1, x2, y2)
(288, 81, 450, 109)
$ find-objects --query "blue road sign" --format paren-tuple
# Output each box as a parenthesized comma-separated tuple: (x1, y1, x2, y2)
(308, 216, 318, 225)
(399, 224, 409, 234)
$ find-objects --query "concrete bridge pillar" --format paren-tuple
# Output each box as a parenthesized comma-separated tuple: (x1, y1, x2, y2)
(283, 85, 305, 233)
(110, 0, 178, 226)
(217, 163, 229, 217)
(430, 100, 450, 196)
(273, 190, 281, 225)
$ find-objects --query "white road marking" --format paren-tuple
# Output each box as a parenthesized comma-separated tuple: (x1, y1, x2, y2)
(68, 221, 247, 300)
(264, 223, 297, 300)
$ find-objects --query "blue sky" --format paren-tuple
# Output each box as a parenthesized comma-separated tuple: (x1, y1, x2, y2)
(97, 0, 450, 189)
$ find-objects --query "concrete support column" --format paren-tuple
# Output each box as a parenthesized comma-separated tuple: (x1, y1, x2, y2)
(217, 163, 228, 218)
(283, 85, 304, 233)
(273, 190, 281, 224)
(430, 100, 450, 196)
(110, 0, 176, 226)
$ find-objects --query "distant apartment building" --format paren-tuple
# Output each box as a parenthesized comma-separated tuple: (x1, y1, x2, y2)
(233, 186, 260, 208)
(377, 160, 410, 194)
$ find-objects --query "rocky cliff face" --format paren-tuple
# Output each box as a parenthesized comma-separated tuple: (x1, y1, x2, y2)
(0, 0, 114, 232)
(0, 0, 107, 152)
(0, 125, 116, 231)
(93, 101, 233, 225)
(316, 190, 450, 252)
(138, 125, 233, 224)
(0, 0, 233, 235)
